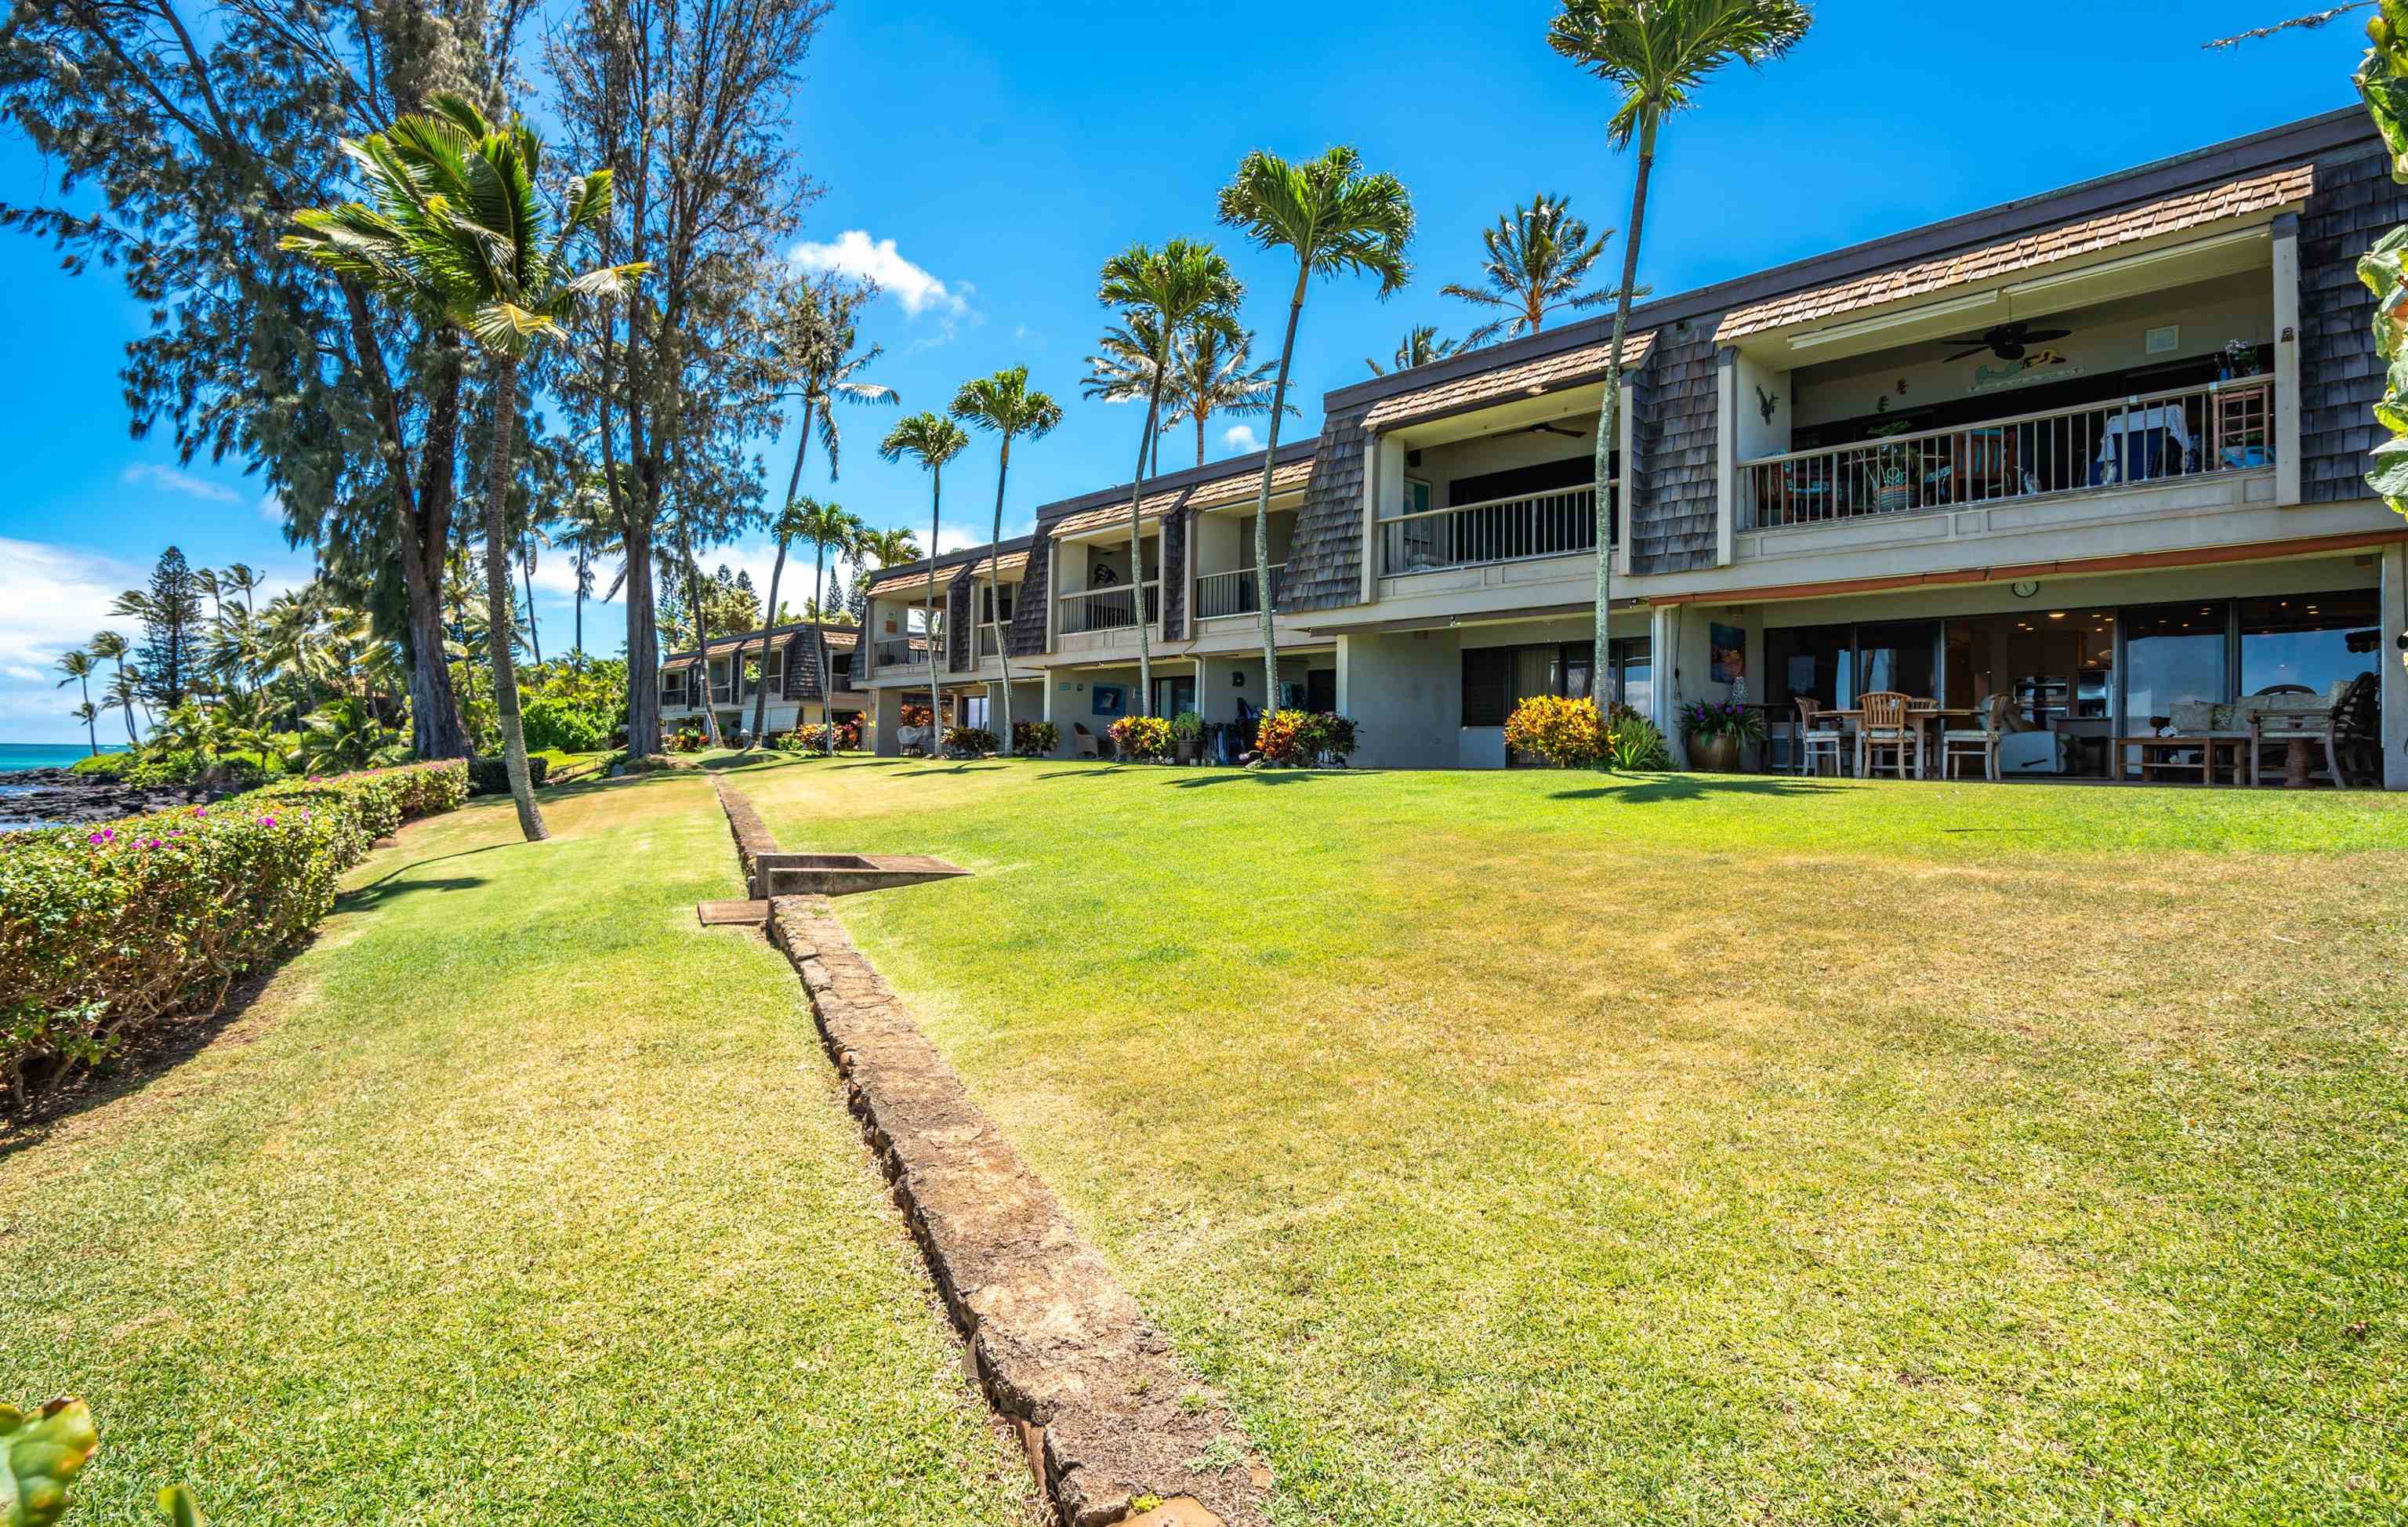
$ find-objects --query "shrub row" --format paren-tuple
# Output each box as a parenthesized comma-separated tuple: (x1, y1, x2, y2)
(1503, 695, 1670, 768)
(465, 753, 551, 796)
(0, 760, 469, 1110)
(1252, 709, 1358, 767)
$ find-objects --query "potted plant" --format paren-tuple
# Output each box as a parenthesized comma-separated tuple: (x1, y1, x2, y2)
(1677, 697, 1764, 774)
(1170, 709, 1206, 764)
(1866, 418, 1920, 515)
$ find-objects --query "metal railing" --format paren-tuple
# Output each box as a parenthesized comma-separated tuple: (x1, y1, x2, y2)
(1380, 484, 1612, 577)
(1195, 562, 1286, 619)
(874, 638, 928, 670)
(1739, 379, 2275, 531)
(1057, 582, 1160, 635)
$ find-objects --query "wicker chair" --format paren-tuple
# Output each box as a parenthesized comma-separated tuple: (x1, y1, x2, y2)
(1072, 722, 1104, 759)
(1858, 691, 1924, 779)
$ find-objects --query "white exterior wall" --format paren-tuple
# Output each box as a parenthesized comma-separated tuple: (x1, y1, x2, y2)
(1340, 629, 1465, 769)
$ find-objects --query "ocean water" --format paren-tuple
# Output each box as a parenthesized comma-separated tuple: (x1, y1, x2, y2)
(0, 742, 118, 776)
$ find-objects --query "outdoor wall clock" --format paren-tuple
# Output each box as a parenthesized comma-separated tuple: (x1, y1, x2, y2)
(2011, 580, 2041, 599)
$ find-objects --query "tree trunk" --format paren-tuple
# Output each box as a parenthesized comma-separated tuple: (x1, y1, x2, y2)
(1253, 274, 1309, 717)
(752, 397, 817, 748)
(926, 468, 945, 752)
(1593, 118, 1656, 760)
(752, 536, 790, 745)
(624, 516, 659, 756)
(574, 539, 586, 659)
(481, 357, 548, 843)
(1129, 369, 1167, 716)
(811, 538, 835, 756)
(521, 544, 542, 666)
(988, 433, 1014, 753)
(1196, 413, 1206, 469)
(679, 508, 723, 748)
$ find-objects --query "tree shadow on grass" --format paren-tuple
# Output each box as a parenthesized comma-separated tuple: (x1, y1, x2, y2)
(1035, 766, 1125, 779)
(832, 760, 913, 771)
(1174, 770, 1325, 789)
(896, 764, 1008, 777)
(1550, 773, 1848, 803)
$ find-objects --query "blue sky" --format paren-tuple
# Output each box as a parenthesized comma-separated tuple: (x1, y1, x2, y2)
(0, 0, 2366, 741)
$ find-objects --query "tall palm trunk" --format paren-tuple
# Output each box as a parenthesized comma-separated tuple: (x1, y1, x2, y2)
(521, 546, 542, 666)
(1593, 116, 1656, 742)
(574, 539, 587, 658)
(483, 358, 549, 842)
(925, 470, 946, 749)
(678, 510, 723, 748)
(752, 397, 816, 747)
(809, 538, 831, 753)
(1126, 370, 1167, 715)
(986, 432, 1016, 751)
(1251, 271, 1309, 711)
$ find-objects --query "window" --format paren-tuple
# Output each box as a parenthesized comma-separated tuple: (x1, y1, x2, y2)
(979, 585, 1015, 625)
(1609, 638, 1652, 714)
(1764, 625, 1851, 709)
(661, 669, 689, 705)
(1306, 668, 1337, 713)
(2239, 590, 2381, 698)
(831, 654, 854, 688)
(1462, 640, 1594, 727)
(1855, 621, 1939, 700)
(960, 694, 989, 730)
(2121, 601, 2228, 730)
(755, 649, 783, 695)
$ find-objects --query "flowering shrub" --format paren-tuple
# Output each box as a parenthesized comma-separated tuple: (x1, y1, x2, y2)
(1677, 696, 1767, 742)
(898, 704, 933, 730)
(778, 716, 862, 753)
(1108, 714, 1173, 760)
(666, 724, 705, 753)
(1012, 720, 1058, 756)
(0, 760, 467, 1112)
(944, 726, 998, 754)
(1505, 695, 1606, 766)
(1253, 709, 1358, 766)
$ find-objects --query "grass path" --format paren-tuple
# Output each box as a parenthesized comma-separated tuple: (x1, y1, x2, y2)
(731, 755, 2408, 1526)
(0, 773, 1035, 1525)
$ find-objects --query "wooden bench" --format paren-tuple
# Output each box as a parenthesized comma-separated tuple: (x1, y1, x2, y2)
(2116, 734, 2250, 785)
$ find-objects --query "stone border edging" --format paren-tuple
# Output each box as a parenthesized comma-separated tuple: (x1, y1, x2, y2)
(707, 778, 1269, 1526)
(710, 774, 782, 896)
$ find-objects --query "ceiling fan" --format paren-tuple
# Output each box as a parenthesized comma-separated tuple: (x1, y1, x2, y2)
(1937, 321, 2072, 363)
(1525, 421, 1587, 438)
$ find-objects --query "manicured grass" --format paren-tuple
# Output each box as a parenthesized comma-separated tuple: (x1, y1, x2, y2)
(732, 756, 2408, 1525)
(0, 773, 1035, 1525)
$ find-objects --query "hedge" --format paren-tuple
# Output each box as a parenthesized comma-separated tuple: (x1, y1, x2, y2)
(0, 760, 468, 1110)
(466, 753, 549, 796)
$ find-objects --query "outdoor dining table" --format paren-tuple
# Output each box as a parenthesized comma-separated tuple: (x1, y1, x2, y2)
(1812, 705, 1978, 779)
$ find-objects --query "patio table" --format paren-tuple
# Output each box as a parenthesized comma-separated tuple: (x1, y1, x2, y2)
(1817, 705, 1977, 780)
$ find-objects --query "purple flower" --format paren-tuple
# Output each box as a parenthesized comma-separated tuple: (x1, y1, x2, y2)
(88, 828, 115, 845)
(192, 806, 207, 818)
(143, 838, 161, 849)
(299, 809, 312, 821)
(259, 815, 277, 827)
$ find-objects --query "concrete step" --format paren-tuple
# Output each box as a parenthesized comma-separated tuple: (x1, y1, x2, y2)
(695, 898, 771, 927)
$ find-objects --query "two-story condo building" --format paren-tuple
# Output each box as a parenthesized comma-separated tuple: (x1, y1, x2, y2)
(862, 109, 2408, 789)
(659, 621, 869, 740)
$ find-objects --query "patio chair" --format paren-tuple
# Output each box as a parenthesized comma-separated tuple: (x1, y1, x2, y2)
(1072, 722, 1103, 759)
(1939, 694, 2013, 782)
(1857, 691, 1924, 779)
(1793, 697, 1846, 777)
(2248, 673, 2381, 788)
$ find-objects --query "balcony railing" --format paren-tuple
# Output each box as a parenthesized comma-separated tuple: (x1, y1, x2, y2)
(1739, 379, 2275, 531)
(1057, 582, 1160, 635)
(976, 626, 1001, 657)
(1380, 484, 1613, 577)
(1195, 562, 1286, 620)
(875, 638, 928, 670)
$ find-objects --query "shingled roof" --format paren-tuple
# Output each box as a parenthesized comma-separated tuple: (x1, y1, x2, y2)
(1050, 459, 1314, 539)
(1716, 164, 2316, 343)
(1360, 332, 1656, 432)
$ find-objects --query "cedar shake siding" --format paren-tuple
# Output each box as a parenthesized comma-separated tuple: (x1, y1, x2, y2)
(946, 568, 974, 670)
(1628, 321, 1723, 576)
(1010, 546, 1050, 656)
(1162, 507, 1188, 640)
(2301, 145, 2408, 503)
(1279, 414, 1369, 613)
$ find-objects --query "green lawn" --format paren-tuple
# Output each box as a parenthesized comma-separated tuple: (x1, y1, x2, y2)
(726, 756, 2408, 1525)
(0, 773, 1035, 1525)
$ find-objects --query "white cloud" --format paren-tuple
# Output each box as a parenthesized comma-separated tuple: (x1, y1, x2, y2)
(1223, 424, 1263, 455)
(258, 490, 287, 526)
(122, 463, 241, 504)
(789, 230, 969, 318)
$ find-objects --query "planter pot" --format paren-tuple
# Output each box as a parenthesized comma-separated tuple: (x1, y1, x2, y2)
(1175, 740, 1201, 764)
(1688, 732, 1740, 773)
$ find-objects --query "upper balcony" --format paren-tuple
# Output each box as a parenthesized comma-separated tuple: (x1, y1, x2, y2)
(1191, 499, 1298, 626)
(1049, 522, 1163, 655)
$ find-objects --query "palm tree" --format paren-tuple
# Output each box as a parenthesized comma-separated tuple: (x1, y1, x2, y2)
(104, 665, 143, 746)
(223, 563, 265, 618)
(1083, 317, 1169, 489)
(795, 501, 865, 755)
(1216, 147, 1415, 708)
(855, 524, 922, 571)
(295, 696, 409, 774)
(750, 275, 896, 747)
(1549, 0, 1811, 714)
(877, 414, 970, 750)
(949, 367, 1063, 750)
(1365, 324, 1460, 376)
(285, 93, 644, 842)
(1160, 329, 1286, 469)
(56, 650, 97, 755)
(71, 702, 100, 756)
(1096, 241, 1246, 713)
(1440, 193, 1641, 347)
(87, 630, 136, 739)
(263, 591, 322, 725)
